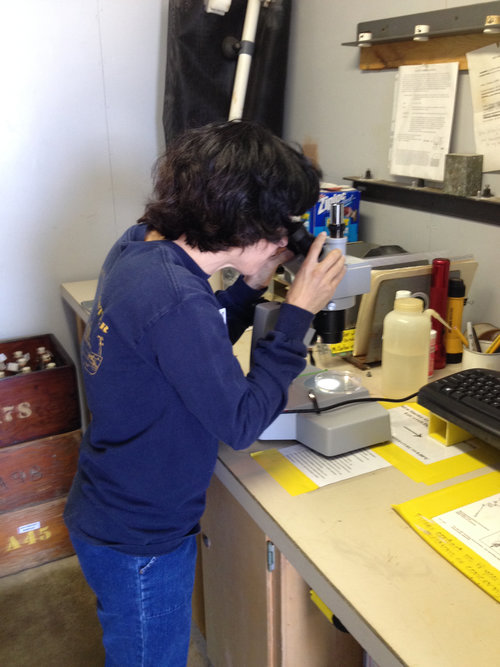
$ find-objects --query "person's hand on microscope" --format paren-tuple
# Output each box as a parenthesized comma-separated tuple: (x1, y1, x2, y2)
(285, 232, 346, 314)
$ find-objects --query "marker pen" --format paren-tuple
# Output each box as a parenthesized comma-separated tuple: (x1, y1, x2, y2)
(466, 321, 480, 352)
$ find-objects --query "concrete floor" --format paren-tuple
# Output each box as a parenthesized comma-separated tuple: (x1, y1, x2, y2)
(0, 555, 211, 666)
(188, 622, 212, 667)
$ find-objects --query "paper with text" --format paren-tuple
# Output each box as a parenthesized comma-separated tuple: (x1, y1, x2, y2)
(390, 63, 458, 181)
(279, 444, 390, 487)
(251, 444, 390, 496)
(373, 403, 489, 484)
(466, 43, 500, 172)
(388, 405, 477, 464)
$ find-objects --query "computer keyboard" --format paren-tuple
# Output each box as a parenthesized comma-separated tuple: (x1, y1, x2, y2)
(417, 368, 500, 449)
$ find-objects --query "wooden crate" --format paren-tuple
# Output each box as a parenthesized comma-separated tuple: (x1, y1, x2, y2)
(0, 496, 74, 577)
(0, 430, 80, 513)
(0, 334, 81, 448)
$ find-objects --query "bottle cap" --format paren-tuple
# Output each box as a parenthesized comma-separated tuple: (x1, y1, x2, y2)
(395, 290, 412, 299)
(394, 297, 423, 313)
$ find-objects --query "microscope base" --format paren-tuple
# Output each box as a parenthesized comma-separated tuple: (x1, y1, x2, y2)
(259, 401, 391, 457)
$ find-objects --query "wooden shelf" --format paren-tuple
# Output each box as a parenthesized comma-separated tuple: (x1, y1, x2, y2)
(356, 33, 500, 71)
(342, 4, 500, 70)
(345, 177, 500, 226)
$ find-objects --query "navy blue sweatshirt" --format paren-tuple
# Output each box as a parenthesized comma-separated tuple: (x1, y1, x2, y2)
(64, 224, 313, 555)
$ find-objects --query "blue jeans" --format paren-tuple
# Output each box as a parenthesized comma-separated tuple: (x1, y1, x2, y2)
(70, 533, 197, 667)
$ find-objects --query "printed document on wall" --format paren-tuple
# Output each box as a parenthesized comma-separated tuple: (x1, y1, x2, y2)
(389, 63, 459, 181)
(466, 43, 500, 172)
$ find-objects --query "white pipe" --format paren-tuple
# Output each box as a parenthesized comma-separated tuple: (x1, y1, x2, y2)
(228, 0, 262, 120)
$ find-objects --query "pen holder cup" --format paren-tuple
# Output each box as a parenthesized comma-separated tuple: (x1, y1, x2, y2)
(462, 340, 500, 371)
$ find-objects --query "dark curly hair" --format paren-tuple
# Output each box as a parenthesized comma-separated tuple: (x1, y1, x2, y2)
(138, 120, 321, 252)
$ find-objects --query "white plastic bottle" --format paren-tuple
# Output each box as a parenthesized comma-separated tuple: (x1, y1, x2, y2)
(381, 297, 431, 399)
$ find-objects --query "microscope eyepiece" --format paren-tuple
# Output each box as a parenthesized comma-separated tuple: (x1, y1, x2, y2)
(287, 225, 315, 257)
(328, 202, 345, 238)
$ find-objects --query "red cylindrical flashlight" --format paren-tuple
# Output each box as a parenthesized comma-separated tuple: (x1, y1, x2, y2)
(429, 258, 450, 369)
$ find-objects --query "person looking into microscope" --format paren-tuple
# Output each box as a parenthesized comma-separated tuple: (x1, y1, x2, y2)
(64, 119, 346, 666)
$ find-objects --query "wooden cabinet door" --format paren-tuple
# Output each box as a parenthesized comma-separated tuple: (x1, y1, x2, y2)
(200, 475, 280, 667)
(201, 475, 363, 667)
(279, 553, 363, 667)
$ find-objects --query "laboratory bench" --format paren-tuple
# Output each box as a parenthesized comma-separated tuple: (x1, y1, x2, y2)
(61, 279, 500, 667)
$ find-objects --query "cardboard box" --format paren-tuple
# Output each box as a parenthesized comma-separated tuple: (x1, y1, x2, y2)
(0, 496, 74, 577)
(0, 430, 80, 513)
(0, 334, 80, 448)
(303, 184, 360, 242)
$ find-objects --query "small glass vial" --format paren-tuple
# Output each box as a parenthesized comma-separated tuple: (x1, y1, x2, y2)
(18, 353, 30, 369)
(6, 361, 20, 375)
(429, 329, 437, 377)
(36, 346, 54, 370)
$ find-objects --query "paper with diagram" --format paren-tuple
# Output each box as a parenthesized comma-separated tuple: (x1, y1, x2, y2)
(394, 472, 500, 602)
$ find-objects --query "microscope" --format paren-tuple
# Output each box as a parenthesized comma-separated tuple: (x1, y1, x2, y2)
(252, 203, 392, 457)
(283, 202, 369, 344)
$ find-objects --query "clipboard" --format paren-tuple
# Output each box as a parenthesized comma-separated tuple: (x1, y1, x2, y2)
(353, 258, 478, 362)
